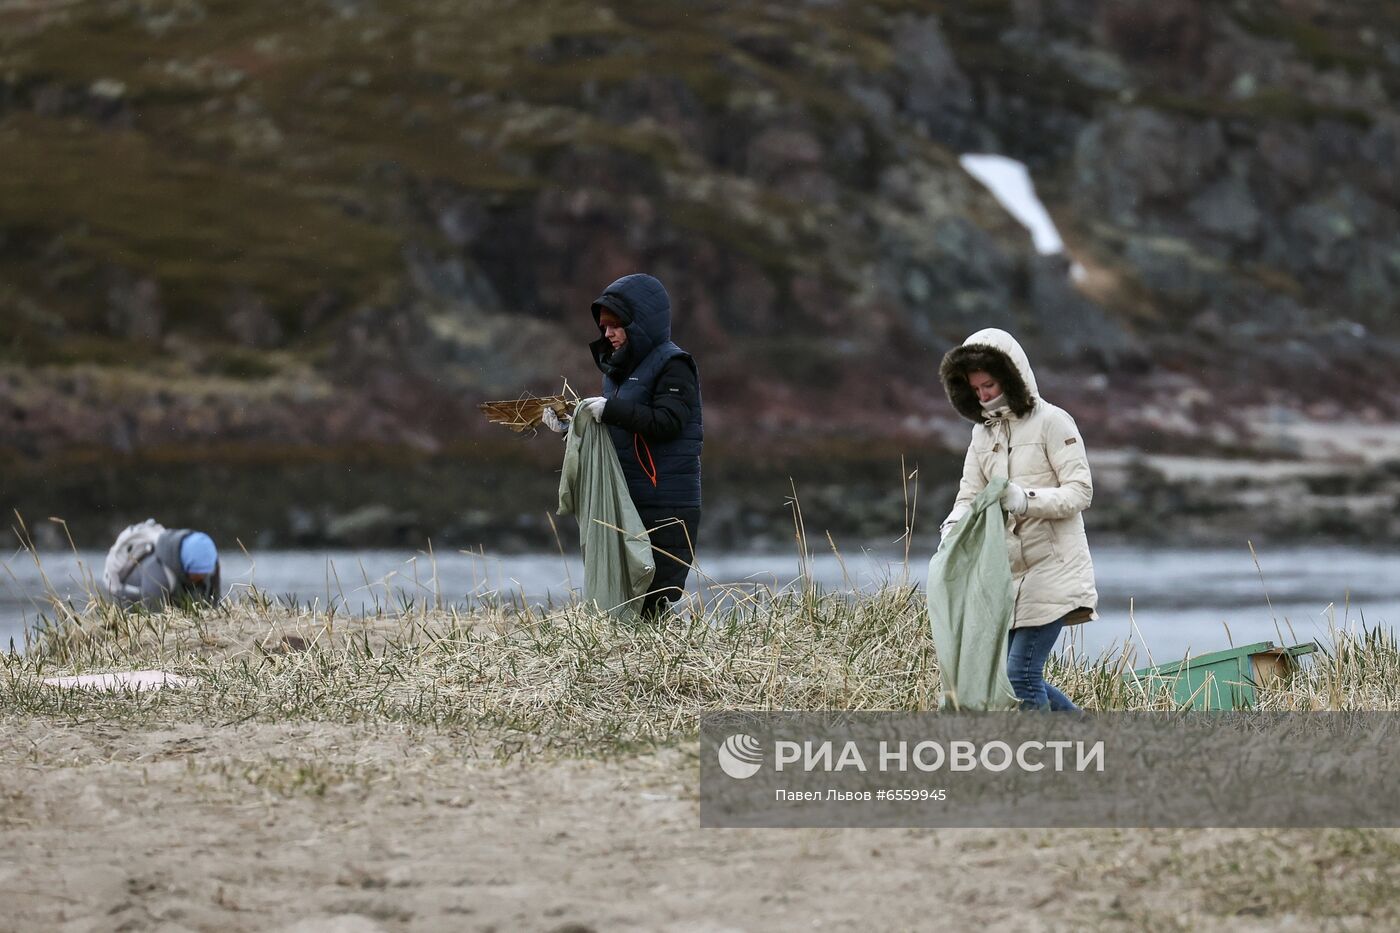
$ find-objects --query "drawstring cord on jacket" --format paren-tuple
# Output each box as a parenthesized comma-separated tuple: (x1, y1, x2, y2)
(983, 414, 1014, 523)
(633, 434, 658, 487)
(603, 382, 660, 488)
(983, 413, 1012, 441)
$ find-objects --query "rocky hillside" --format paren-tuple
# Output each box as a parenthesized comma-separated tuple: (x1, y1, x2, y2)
(4, 0, 1400, 469)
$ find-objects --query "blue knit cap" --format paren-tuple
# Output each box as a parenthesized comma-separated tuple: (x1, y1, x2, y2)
(179, 532, 218, 575)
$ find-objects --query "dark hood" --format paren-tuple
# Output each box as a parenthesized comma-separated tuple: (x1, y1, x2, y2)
(590, 273, 672, 380)
(939, 328, 1039, 423)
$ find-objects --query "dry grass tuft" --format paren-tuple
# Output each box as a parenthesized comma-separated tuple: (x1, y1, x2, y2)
(6, 572, 1400, 760)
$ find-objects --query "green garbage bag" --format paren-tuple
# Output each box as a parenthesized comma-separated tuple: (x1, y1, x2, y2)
(557, 405, 656, 621)
(927, 476, 1018, 711)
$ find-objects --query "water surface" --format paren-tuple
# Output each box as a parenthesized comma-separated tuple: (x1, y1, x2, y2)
(4, 546, 1396, 664)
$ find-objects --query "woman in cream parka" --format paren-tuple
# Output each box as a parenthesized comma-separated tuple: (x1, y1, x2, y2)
(939, 328, 1098, 711)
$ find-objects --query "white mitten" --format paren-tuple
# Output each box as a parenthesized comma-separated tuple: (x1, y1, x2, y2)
(938, 520, 958, 544)
(1002, 482, 1029, 515)
(579, 397, 608, 422)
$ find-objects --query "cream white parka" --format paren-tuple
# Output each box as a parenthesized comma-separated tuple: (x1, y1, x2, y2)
(941, 329, 1099, 629)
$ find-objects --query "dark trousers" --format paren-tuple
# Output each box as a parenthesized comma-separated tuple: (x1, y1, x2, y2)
(636, 507, 700, 618)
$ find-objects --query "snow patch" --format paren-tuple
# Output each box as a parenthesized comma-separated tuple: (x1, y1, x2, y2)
(959, 153, 1067, 256)
(43, 670, 196, 692)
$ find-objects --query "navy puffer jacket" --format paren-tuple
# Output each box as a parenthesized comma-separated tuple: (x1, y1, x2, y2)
(590, 274, 703, 510)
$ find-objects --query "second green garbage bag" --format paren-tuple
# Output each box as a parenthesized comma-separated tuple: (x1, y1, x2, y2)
(557, 404, 656, 621)
(927, 476, 1019, 711)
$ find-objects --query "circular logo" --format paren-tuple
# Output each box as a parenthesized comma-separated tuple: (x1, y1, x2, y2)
(716, 733, 764, 780)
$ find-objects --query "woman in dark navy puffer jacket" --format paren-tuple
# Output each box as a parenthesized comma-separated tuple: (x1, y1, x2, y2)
(543, 273, 703, 618)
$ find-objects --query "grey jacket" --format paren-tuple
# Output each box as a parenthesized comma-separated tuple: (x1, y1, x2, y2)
(122, 530, 222, 610)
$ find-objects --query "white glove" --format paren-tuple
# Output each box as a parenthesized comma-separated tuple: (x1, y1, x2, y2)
(1002, 482, 1028, 516)
(938, 504, 969, 544)
(578, 397, 608, 422)
(540, 407, 570, 434)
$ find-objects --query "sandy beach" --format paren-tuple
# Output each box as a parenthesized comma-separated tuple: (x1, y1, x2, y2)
(5, 594, 1400, 932)
(7, 715, 1400, 932)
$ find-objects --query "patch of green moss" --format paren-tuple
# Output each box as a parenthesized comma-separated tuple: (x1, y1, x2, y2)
(1142, 88, 1374, 129)
(1230, 11, 1378, 77)
(5, 2, 292, 93)
(204, 347, 284, 380)
(0, 112, 399, 326)
(862, 0, 1004, 16)
(33, 334, 166, 369)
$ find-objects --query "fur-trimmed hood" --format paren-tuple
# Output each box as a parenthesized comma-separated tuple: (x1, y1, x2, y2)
(939, 328, 1041, 423)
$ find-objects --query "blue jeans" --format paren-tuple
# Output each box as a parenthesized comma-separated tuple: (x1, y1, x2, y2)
(1007, 617, 1080, 712)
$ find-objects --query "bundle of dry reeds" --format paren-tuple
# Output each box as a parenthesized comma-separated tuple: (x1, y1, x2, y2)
(478, 383, 579, 433)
